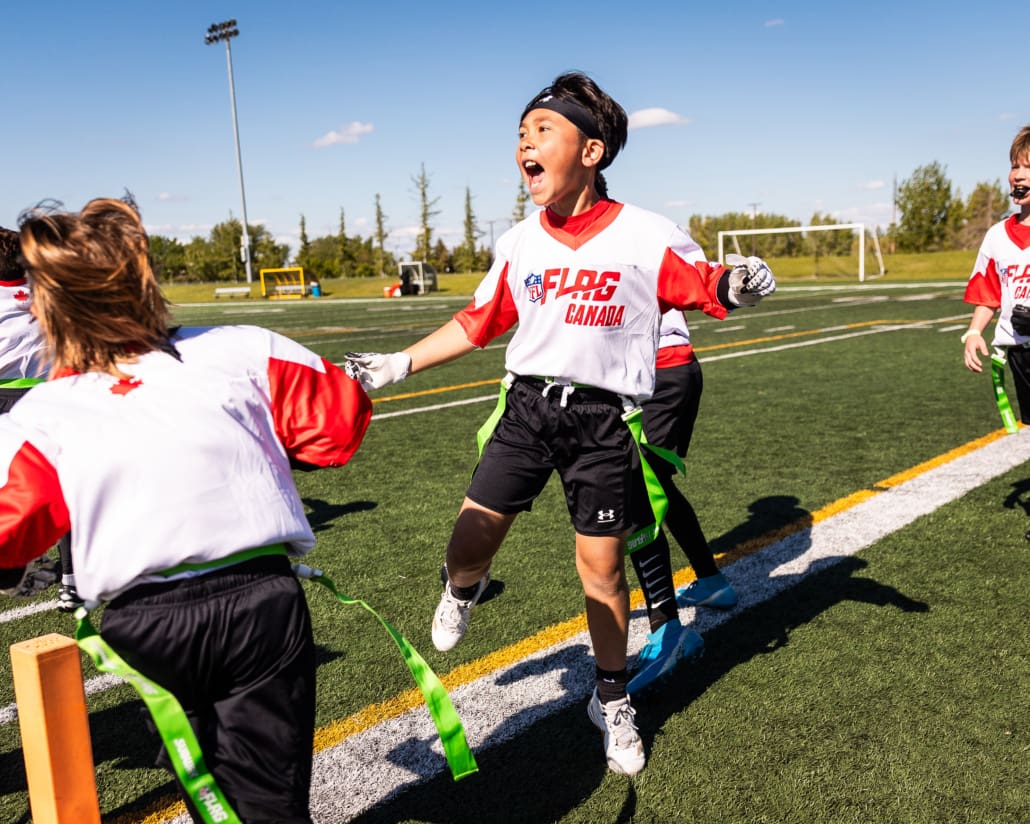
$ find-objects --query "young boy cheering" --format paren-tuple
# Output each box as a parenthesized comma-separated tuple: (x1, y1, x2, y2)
(348, 72, 774, 776)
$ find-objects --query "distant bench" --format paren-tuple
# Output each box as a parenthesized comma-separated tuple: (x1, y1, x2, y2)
(272, 284, 305, 296)
(213, 286, 251, 299)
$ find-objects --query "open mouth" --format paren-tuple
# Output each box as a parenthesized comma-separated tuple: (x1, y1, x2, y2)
(523, 160, 544, 190)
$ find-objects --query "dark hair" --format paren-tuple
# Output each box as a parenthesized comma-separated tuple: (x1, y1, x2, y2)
(0, 227, 24, 281)
(525, 72, 628, 198)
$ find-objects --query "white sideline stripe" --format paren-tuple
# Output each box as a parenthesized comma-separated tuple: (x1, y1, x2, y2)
(373, 395, 498, 420)
(0, 599, 59, 623)
(279, 429, 1030, 823)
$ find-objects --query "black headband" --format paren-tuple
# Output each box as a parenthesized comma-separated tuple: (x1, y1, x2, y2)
(521, 92, 603, 142)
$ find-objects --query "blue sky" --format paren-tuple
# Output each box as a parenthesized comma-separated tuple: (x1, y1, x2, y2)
(3, 1, 1027, 258)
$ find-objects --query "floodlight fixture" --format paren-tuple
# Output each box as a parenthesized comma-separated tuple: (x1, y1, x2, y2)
(205, 18, 253, 282)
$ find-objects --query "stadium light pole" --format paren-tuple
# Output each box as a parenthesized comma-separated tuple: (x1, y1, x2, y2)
(205, 19, 253, 284)
(747, 202, 760, 255)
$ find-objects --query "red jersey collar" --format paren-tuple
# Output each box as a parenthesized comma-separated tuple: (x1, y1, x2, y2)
(540, 199, 623, 250)
(1005, 214, 1030, 250)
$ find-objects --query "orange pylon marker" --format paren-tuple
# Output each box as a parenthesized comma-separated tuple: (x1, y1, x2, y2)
(10, 633, 101, 824)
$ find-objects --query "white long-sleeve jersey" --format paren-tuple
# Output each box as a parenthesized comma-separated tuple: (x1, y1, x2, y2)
(0, 276, 48, 380)
(0, 325, 371, 602)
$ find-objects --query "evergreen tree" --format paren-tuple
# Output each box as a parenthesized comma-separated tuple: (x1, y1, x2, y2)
(412, 163, 440, 261)
(513, 179, 530, 223)
(374, 193, 388, 277)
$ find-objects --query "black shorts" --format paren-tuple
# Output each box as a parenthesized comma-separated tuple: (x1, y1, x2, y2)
(467, 376, 636, 536)
(101, 555, 315, 823)
(1007, 345, 1030, 424)
(642, 360, 703, 459)
(627, 360, 704, 535)
(0, 386, 32, 415)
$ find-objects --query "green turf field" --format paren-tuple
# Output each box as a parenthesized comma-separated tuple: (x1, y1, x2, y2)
(1, 277, 1026, 823)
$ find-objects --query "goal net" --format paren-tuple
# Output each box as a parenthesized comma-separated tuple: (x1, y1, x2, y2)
(716, 223, 885, 282)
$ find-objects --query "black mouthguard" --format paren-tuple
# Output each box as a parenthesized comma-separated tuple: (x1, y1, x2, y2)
(1012, 186, 1029, 199)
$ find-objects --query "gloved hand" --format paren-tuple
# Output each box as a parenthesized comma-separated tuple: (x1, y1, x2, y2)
(726, 254, 776, 307)
(0, 555, 61, 597)
(344, 351, 412, 391)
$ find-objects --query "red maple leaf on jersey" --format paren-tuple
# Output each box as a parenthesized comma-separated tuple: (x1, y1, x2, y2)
(13, 289, 28, 302)
(110, 378, 142, 395)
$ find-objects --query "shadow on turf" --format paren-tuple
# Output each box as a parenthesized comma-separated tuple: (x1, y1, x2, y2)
(709, 493, 811, 552)
(348, 498, 929, 824)
(304, 497, 377, 533)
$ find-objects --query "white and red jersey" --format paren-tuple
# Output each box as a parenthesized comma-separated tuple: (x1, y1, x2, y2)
(656, 310, 694, 370)
(0, 325, 372, 602)
(964, 214, 1030, 346)
(0, 277, 48, 380)
(455, 200, 729, 401)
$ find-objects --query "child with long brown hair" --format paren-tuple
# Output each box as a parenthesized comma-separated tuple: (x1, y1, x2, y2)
(1, 195, 373, 822)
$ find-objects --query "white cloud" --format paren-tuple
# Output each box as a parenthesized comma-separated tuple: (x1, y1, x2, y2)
(1000, 112, 1017, 121)
(628, 107, 689, 130)
(156, 192, 188, 202)
(857, 180, 886, 190)
(313, 121, 374, 148)
(765, 18, 784, 27)
(664, 199, 693, 208)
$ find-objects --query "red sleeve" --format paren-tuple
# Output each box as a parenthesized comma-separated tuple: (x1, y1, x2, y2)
(453, 262, 520, 347)
(964, 258, 1002, 309)
(267, 357, 373, 467)
(0, 440, 69, 567)
(656, 249, 729, 320)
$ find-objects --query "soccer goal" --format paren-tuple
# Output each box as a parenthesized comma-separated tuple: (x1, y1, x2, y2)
(717, 223, 885, 282)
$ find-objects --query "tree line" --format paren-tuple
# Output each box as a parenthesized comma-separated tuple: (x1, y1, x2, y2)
(148, 161, 1005, 284)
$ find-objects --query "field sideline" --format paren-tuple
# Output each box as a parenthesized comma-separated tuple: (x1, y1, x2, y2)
(1, 281, 1027, 823)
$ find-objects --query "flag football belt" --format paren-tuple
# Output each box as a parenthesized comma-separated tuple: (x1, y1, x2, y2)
(0, 377, 44, 388)
(74, 546, 477, 824)
(475, 374, 685, 554)
(991, 349, 1019, 434)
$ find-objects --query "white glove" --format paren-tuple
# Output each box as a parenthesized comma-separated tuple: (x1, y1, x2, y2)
(726, 254, 776, 307)
(344, 351, 412, 391)
(0, 555, 60, 597)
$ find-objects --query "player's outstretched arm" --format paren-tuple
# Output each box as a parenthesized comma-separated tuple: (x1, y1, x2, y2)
(346, 320, 477, 391)
(725, 254, 776, 307)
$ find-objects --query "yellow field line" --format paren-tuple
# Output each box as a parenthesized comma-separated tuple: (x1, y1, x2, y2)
(369, 319, 936, 405)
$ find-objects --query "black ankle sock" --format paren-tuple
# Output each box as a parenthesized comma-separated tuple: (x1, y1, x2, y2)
(648, 598, 678, 633)
(595, 666, 628, 704)
(449, 581, 481, 601)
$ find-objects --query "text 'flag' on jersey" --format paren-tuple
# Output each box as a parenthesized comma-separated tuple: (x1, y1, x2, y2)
(454, 200, 729, 401)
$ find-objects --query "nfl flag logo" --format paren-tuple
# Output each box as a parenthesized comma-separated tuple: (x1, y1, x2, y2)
(525, 272, 543, 303)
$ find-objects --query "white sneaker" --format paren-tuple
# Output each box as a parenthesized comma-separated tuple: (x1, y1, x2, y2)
(587, 688, 646, 776)
(431, 572, 489, 651)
